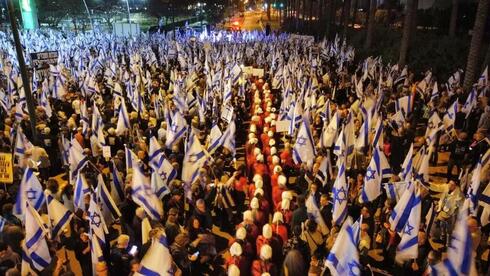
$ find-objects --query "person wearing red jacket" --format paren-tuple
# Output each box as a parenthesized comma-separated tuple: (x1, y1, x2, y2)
(272, 175, 287, 210)
(251, 197, 267, 229)
(256, 224, 273, 255)
(225, 242, 250, 275)
(272, 212, 288, 244)
(238, 210, 260, 241)
(251, 245, 277, 276)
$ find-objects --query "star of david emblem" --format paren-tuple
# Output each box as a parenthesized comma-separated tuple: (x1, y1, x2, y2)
(160, 171, 167, 181)
(26, 188, 37, 200)
(365, 167, 376, 181)
(404, 222, 414, 235)
(89, 212, 102, 228)
(333, 187, 347, 205)
(347, 260, 361, 275)
(297, 136, 307, 146)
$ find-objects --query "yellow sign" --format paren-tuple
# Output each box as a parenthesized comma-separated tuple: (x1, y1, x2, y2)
(0, 153, 13, 183)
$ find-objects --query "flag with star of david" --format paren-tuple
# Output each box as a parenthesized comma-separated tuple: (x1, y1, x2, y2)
(399, 143, 414, 182)
(389, 181, 417, 232)
(396, 185, 421, 263)
(96, 174, 121, 226)
(182, 129, 207, 198)
(430, 199, 476, 275)
(45, 190, 73, 239)
(131, 150, 164, 221)
(148, 136, 177, 198)
(443, 100, 458, 132)
(24, 201, 51, 272)
(332, 158, 348, 226)
(115, 97, 130, 136)
(360, 146, 391, 203)
(165, 109, 188, 148)
(293, 117, 316, 165)
(15, 168, 45, 217)
(325, 217, 361, 276)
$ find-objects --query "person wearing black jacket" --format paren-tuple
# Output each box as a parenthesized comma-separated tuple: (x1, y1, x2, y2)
(447, 132, 469, 181)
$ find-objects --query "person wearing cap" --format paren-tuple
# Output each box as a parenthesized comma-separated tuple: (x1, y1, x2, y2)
(272, 212, 288, 244)
(238, 210, 260, 241)
(272, 174, 287, 210)
(165, 208, 181, 245)
(109, 234, 133, 276)
(226, 242, 250, 275)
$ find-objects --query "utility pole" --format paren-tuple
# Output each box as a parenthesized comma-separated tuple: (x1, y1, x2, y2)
(6, 0, 38, 145)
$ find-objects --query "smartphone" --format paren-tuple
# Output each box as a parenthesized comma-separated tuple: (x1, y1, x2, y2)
(129, 245, 138, 256)
(192, 251, 200, 257)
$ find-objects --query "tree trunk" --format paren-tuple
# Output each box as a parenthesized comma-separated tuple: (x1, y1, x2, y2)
(398, 0, 416, 68)
(267, 0, 271, 20)
(364, 0, 376, 49)
(463, 0, 489, 92)
(448, 0, 459, 37)
(342, 0, 351, 36)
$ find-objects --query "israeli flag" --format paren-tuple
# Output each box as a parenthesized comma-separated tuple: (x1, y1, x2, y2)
(110, 161, 125, 204)
(467, 158, 482, 214)
(389, 182, 416, 232)
(207, 123, 223, 154)
(45, 191, 73, 239)
(424, 112, 443, 141)
(320, 112, 339, 148)
(332, 159, 349, 226)
(73, 172, 91, 211)
(430, 81, 439, 103)
(430, 199, 476, 276)
(414, 145, 432, 185)
(14, 126, 33, 166)
(316, 154, 333, 187)
(293, 117, 316, 165)
(165, 110, 187, 148)
(306, 192, 329, 235)
(325, 217, 361, 276)
(399, 143, 414, 181)
(384, 181, 409, 202)
(115, 98, 130, 136)
(461, 89, 477, 117)
(360, 146, 391, 203)
(96, 174, 121, 225)
(15, 168, 45, 216)
(221, 119, 236, 157)
(131, 150, 164, 221)
(88, 194, 107, 275)
(0, 216, 6, 232)
(396, 185, 421, 263)
(148, 137, 177, 198)
(24, 202, 51, 271)
(443, 100, 458, 132)
(182, 129, 207, 188)
(136, 235, 173, 276)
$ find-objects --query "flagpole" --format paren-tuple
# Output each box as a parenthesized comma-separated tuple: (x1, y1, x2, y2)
(81, 0, 94, 32)
(6, 0, 38, 146)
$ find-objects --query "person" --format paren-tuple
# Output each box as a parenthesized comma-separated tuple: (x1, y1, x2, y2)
(446, 132, 469, 180)
(165, 208, 181, 246)
(291, 195, 308, 231)
(109, 234, 133, 276)
(0, 242, 19, 274)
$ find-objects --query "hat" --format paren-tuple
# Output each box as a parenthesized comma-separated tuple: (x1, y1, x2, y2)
(260, 244, 272, 260)
(265, 116, 272, 124)
(272, 212, 284, 224)
(243, 210, 253, 222)
(253, 148, 261, 156)
(256, 154, 264, 163)
(228, 264, 240, 276)
(271, 147, 277, 156)
(269, 139, 276, 146)
(230, 242, 243, 257)
(254, 188, 264, 197)
(236, 227, 247, 240)
(281, 198, 291, 210)
(255, 179, 263, 189)
(251, 197, 260, 209)
(248, 133, 256, 140)
(282, 190, 293, 200)
(267, 130, 274, 138)
(250, 124, 257, 133)
(274, 165, 282, 174)
(253, 174, 263, 183)
(262, 224, 272, 239)
(278, 175, 287, 187)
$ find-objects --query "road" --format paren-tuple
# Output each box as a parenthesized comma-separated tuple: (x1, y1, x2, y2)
(224, 10, 281, 31)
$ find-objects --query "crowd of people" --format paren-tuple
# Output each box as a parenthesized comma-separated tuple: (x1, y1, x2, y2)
(0, 28, 487, 276)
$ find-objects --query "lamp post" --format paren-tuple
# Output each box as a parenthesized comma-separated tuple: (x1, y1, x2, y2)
(6, 0, 38, 145)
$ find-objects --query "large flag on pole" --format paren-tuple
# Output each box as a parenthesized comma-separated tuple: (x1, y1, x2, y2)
(395, 185, 421, 263)
(45, 191, 73, 239)
(182, 129, 207, 188)
(325, 217, 361, 276)
(293, 117, 316, 165)
(148, 136, 177, 191)
(389, 182, 416, 232)
(360, 146, 391, 203)
(332, 158, 349, 226)
(136, 235, 174, 275)
(15, 168, 45, 216)
(115, 98, 130, 136)
(24, 202, 52, 272)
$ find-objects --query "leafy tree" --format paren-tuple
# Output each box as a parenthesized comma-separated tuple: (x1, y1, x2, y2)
(37, 0, 83, 27)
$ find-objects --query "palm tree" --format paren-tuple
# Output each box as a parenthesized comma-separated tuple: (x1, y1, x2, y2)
(463, 0, 489, 92)
(448, 0, 459, 37)
(364, 0, 376, 49)
(398, 0, 416, 68)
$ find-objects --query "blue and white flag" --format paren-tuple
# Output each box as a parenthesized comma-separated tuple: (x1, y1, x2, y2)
(69, 138, 88, 183)
(182, 129, 207, 188)
(414, 145, 432, 184)
(73, 172, 91, 210)
(430, 199, 476, 276)
(115, 98, 130, 136)
(0, 216, 6, 232)
(24, 201, 51, 271)
(430, 81, 439, 103)
(443, 100, 458, 132)
(88, 193, 108, 275)
(110, 161, 125, 204)
(384, 181, 409, 202)
(351, 215, 362, 246)
(425, 112, 443, 141)
(96, 174, 121, 225)
(165, 110, 187, 148)
(14, 126, 33, 164)
(293, 117, 316, 165)
(360, 146, 391, 203)
(15, 168, 45, 216)
(332, 158, 349, 226)
(45, 191, 73, 239)
(399, 144, 414, 181)
(396, 185, 421, 263)
(306, 192, 329, 235)
(467, 158, 482, 214)
(207, 123, 223, 154)
(461, 89, 477, 117)
(477, 66, 488, 89)
(148, 137, 177, 198)
(389, 182, 416, 232)
(131, 150, 164, 220)
(221, 120, 236, 157)
(320, 112, 339, 148)
(136, 235, 173, 276)
(316, 154, 333, 187)
(325, 217, 361, 276)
